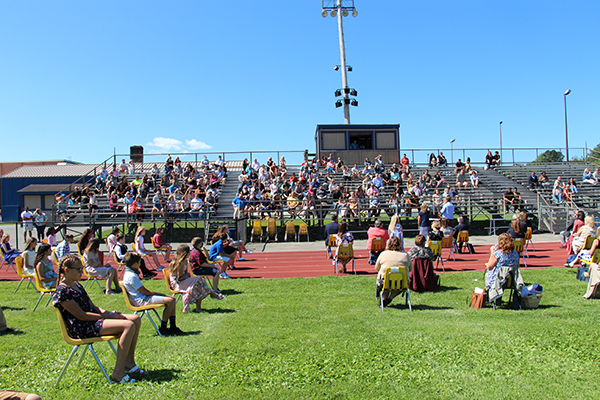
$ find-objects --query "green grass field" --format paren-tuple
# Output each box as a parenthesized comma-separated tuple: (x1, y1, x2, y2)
(1, 268, 598, 399)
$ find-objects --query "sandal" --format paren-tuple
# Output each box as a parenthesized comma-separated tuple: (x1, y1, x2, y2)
(126, 365, 147, 375)
(211, 293, 225, 300)
(111, 374, 136, 384)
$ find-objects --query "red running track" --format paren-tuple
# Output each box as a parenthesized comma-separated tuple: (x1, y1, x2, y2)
(0, 242, 566, 282)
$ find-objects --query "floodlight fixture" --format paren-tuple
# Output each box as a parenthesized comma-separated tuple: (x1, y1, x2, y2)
(322, 10, 328, 17)
(347, 65, 352, 72)
(352, 10, 358, 17)
(350, 89, 357, 96)
(342, 10, 348, 17)
(350, 99, 358, 107)
(331, 10, 337, 17)
(334, 65, 339, 71)
(335, 100, 343, 108)
(334, 89, 342, 97)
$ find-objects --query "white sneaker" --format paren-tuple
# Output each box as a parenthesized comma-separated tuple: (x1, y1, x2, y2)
(220, 272, 229, 279)
(238, 257, 246, 261)
(245, 250, 252, 254)
(225, 272, 233, 278)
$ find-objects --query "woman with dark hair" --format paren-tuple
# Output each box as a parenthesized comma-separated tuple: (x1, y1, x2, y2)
(46, 226, 58, 248)
(34, 243, 57, 289)
(408, 235, 435, 261)
(375, 237, 412, 307)
(507, 215, 524, 239)
(566, 211, 586, 255)
(77, 228, 95, 256)
(53, 255, 142, 384)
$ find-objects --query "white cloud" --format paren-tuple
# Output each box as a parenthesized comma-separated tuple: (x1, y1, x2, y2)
(185, 139, 212, 150)
(146, 137, 212, 152)
(147, 137, 183, 151)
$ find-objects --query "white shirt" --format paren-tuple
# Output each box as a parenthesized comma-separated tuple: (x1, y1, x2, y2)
(21, 210, 33, 223)
(123, 269, 150, 307)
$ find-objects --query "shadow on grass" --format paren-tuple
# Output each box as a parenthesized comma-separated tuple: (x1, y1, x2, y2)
(142, 368, 181, 383)
(0, 328, 25, 336)
(220, 288, 243, 296)
(204, 308, 236, 314)
(1, 306, 27, 311)
(175, 330, 203, 336)
(436, 285, 461, 292)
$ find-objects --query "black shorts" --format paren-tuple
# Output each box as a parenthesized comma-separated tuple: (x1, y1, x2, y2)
(192, 266, 219, 276)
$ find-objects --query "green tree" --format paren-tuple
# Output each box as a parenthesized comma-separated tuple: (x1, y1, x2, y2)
(588, 143, 600, 166)
(533, 149, 564, 163)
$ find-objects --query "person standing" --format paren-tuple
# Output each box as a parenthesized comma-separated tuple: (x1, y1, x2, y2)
(324, 214, 339, 258)
(418, 203, 432, 237)
(20, 206, 34, 243)
(440, 197, 455, 227)
(33, 209, 47, 242)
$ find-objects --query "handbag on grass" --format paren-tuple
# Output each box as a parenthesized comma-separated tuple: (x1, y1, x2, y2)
(469, 287, 486, 309)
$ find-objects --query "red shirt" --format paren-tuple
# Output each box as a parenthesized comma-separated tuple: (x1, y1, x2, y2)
(152, 233, 164, 248)
(401, 157, 409, 165)
(189, 247, 208, 270)
(367, 227, 389, 250)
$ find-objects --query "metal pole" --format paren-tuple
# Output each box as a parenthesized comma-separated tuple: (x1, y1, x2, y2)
(564, 90, 571, 163)
(499, 121, 503, 163)
(337, 0, 350, 124)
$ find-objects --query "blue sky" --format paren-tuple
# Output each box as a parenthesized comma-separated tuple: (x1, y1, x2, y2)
(1, 0, 598, 165)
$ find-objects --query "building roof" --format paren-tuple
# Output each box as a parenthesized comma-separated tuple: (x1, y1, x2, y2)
(17, 184, 75, 194)
(1, 164, 101, 179)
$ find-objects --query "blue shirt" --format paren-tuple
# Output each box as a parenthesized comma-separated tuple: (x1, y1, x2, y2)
(209, 240, 224, 261)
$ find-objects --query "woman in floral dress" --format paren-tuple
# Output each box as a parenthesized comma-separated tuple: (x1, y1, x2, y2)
(168, 245, 223, 313)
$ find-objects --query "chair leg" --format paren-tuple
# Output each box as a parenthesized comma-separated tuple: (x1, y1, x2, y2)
(380, 291, 385, 312)
(88, 344, 113, 384)
(56, 345, 81, 387)
(94, 278, 104, 293)
(145, 310, 163, 336)
(406, 290, 412, 312)
(33, 293, 45, 312)
(14, 278, 26, 294)
(352, 259, 356, 275)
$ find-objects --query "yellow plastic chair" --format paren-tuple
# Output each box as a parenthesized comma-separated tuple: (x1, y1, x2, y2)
(298, 223, 309, 242)
(441, 235, 455, 261)
(0, 246, 17, 273)
(52, 248, 60, 264)
(80, 256, 104, 293)
(14, 255, 35, 294)
(54, 308, 118, 386)
(584, 235, 596, 251)
(32, 265, 56, 312)
(284, 222, 297, 242)
(119, 282, 164, 336)
(113, 252, 126, 279)
(457, 230, 471, 254)
(202, 247, 223, 276)
(251, 220, 263, 242)
(266, 218, 277, 241)
(524, 227, 535, 252)
(334, 243, 356, 275)
(162, 269, 184, 303)
(379, 266, 412, 312)
(427, 241, 445, 272)
(371, 237, 386, 253)
(513, 238, 527, 268)
(326, 234, 337, 259)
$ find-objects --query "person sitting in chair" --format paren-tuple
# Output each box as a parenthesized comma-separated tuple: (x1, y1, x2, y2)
(485, 233, 521, 303)
(367, 219, 389, 265)
(375, 237, 412, 307)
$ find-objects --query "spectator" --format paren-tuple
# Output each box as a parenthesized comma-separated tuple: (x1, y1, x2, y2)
(34, 243, 57, 289)
(209, 233, 235, 279)
(334, 222, 354, 274)
(77, 228, 95, 257)
(452, 216, 470, 253)
(455, 159, 465, 174)
(400, 154, 409, 165)
(485, 233, 520, 292)
(55, 234, 74, 262)
(593, 168, 600, 183)
(418, 203, 431, 237)
(20, 206, 34, 243)
(114, 234, 156, 280)
(440, 196, 455, 227)
(582, 168, 597, 185)
(387, 215, 404, 251)
(22, 237, 38, 275)
(46, 226, 58, 248)
(134, 227, 163, 271)
(491, 151, 501, 167)
(429, 220, 444, 241)
(429, 153, 437, 168)
(507, 215, 524, 239)
(408, 234, 435, 261)
(437, 152, 447, 167)
(324, 214, 339, 256)
(33, 208, 47, 242)
(470, 170, 479, 188)
(512, 188, 523, 212)
(106, 227, 121, 254)
(484, 151, 494, 170)
(189, 237, 221, 292)
(375, 237, 412, 307)
(122, 252, 183, 336)
(83, 238, 120, 295)
(456, 169, 468, 188)
(1, 233, 20, 264)
(539, 172, 550, 188)
(564, 211, 585, 253)
(152, 227, 172, 264)
(367, 219, 389, 265)
(54, 255, 142, 384)
(569, 215, 595, 257)
(503, 188, 514, 213)
(528, 172, 539, 189)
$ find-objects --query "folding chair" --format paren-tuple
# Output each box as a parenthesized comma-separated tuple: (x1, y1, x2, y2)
(284, 221, 297, 242)
(513, 238, 527, 268)
(487, 268, 521, 310)
(32, 266, 56, 312)
(298, 223, 309, 242)
(326, 234, 337, 259)
(457, 230, 472, 254)
(266, 218, 277, 241)
(251, 220, 263, 242)
(584, 235, 596, 250)
(80, 256, 104, 293)
(52, 248, 60, 264)
(162, 269, 184, 303)
(14, 255, 35, 294)
(0, 247, 17, 273)
(441, 235, 455, 261)
(379, 266, 412, 312)
(119, 282, 164, 336)
(54, 308, 118, 386)
(202, 247, 223, 278)
(524, 227, 535, 252)
(427, 240, 444, 272)
(334, 243, 356, 276)
(113, 253, 126, 279)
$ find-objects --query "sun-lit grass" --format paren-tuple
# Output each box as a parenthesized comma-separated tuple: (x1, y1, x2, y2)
(1, 267, 598, 399)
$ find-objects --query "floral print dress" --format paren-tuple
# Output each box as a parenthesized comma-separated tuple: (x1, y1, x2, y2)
(169, 273, 212, 313)
(53, 283, 103, 339)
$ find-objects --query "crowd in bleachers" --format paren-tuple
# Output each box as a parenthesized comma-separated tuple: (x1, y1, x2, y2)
(233, 152, 482, 222)
(54, 155, 229, 224)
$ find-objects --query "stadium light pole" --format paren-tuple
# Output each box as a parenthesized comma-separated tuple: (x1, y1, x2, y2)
(323, 0, 358, 124)
(563, 89, 571, 163)
(499, 121, 503, 163)
(450, 138, 456, 165)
